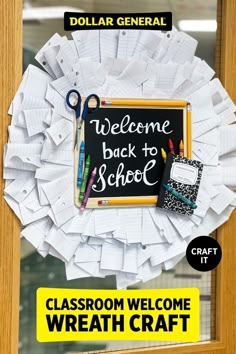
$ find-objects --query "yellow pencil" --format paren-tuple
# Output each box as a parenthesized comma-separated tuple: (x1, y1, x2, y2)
(101, 99, 188, 107)
(161, 148, 167, 163)
(179, 139, 184, 157)
(187, 103, 192, 158)
(98, 197, 158, 206)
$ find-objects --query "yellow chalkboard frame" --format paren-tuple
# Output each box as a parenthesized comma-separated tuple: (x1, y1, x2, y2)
(74, 98, 192, 209)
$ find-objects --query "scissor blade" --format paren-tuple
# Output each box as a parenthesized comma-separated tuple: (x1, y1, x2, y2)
(74, 119, 82, 150)
(74, 129, 78, 149)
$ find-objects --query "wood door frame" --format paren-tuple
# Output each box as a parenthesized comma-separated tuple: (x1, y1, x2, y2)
(0, 0, 22, 353)
(0, 0, 235, 353)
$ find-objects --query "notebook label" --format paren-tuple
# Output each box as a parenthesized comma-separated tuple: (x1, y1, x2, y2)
(171, 163, 198, 185)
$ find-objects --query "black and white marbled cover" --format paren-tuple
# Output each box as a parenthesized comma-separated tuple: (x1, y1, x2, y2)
(157, 154, 203, 216)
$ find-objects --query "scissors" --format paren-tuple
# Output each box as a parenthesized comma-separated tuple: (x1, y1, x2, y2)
(66, 89, 100, 149)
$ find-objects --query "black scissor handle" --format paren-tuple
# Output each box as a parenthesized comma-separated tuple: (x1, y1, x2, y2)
(82, 94, 100, 120)
(66, 89, 82, 118)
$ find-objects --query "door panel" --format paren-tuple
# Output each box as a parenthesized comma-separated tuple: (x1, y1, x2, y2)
(1, 1, 236, 353)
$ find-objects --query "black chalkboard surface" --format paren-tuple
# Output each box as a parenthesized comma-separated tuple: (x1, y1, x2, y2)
(83, 105, 188, 202)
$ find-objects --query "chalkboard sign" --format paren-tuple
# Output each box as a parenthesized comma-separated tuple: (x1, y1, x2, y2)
(74, 100, 191, 208)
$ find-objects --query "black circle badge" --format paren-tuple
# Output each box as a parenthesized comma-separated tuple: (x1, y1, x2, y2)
(186, 236, 222, 272)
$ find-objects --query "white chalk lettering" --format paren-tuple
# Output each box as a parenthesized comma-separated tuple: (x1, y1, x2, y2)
(90, 115, 173, 136)
(92, 160, 158, 192)
(142, 143, 158, 157)
(102, 142, 137, 159)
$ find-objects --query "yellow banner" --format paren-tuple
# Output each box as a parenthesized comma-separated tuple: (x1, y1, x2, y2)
(37, 288, 199, 342)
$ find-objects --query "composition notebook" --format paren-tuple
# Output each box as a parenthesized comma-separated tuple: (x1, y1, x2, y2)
(157, 154, 203, 215)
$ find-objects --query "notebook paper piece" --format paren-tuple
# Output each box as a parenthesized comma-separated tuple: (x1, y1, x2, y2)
(3, 29, 236, 288)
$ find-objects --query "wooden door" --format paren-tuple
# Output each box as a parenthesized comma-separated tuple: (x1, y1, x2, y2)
(0, 0, 235, 353)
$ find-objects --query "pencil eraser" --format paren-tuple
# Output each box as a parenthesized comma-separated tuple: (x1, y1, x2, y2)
(98, 201, 102, 205)
(80, 207, 85, 211)
(101, 100, 106, 105)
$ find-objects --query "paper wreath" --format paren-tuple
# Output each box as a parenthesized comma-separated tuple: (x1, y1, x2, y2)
(4, 28, 236, 289)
